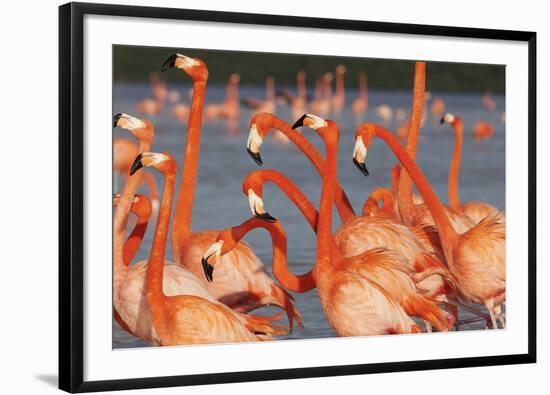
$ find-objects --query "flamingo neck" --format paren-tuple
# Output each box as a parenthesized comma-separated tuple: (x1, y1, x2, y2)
(146, 172, 176, 303)
(374, 125, 458, 247)
(272, 117, 356, 222)
(448, 120, 463, 209)
(398, 62, 426, 225)
(172, 80, 206, 256)
(230, 218, 316, 293)
(122, 212, 149, 266)
(364, 188, 394, 217)
(266, 79, 274, 102)
(316, 133, 340, 274)
(297, 77, 306, 100)
(114, 140, 150, 277)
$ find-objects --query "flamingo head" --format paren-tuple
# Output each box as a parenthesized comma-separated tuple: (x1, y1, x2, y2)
(201, 240, 224, 282)
(112, 193, 152, 217)
(161, 53, 208, 82)
(113, 113, 154, 144)
(353, 124, 376, 177)
(292, 113, 338, 144)
(245, 188, 276, 223)
(246, 113, 276, 166)
(440, 112, 462, 128)
(129, 152, 176, 176)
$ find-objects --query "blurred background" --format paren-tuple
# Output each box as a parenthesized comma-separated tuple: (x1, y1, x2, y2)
(113, 45, 505, 349)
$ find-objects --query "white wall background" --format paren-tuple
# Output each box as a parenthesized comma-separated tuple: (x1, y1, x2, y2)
(0, 0, 546, 394)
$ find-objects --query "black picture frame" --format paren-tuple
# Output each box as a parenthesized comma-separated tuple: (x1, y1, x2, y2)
(59, 2, 537, 393)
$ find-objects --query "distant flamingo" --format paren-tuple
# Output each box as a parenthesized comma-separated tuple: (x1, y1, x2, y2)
(429, 97, 445, 118)
(204, 73, 241, 133)
(309, 75, 331, 117)
(161, 54, 300, 325)
(375, 104, 393, 124)
(277, 71, 308, 121)
(130, 152, 286, 345)
(482, 90, 497, 111)
(354, 122, 505, 329)
(473, 120, 494, 140)
(351, 71, 368, 119)
(441, 113, 504, 223)
(332, 65, 346, 114)
(112, 114, 227, 344)
(135, 73, 166, 116)
(242, 76, 276, 116)
(289, 114, 451, 335)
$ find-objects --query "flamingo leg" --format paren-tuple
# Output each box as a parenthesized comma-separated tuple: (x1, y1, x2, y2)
(447, 298, 491, 327)
(425, 321, 432, 333)
(495, 305, 506, 328)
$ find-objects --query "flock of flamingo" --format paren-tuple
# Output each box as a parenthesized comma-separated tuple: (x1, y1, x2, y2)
(113, 53, 505, 346)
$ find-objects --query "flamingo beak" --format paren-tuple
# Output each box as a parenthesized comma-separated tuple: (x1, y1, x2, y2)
(352, 137, 369, 176)
(113, 113, 122, 127)
(353, 157, 370, 177)
(129, 154, 144, 176)
(247, 190, 277, 223)
(201, 256, 214, 282)
(247, 148, 263, 166)
(292, 114, 308, 129)
(255, 211, 277, 223)
(161, 54, 178, 72)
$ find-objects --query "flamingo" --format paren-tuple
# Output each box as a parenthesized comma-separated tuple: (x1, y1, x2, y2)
(429, 97, 445, 119)
(160, 54, 300, 326)
(277, 71, 308, 121)
(332, 65, 346, 114)
(362, 188, 397, 219)
(351, 71, 368, 120)
(473, 120, 494, 140)
(245, 113, 451, 304)
(129, 152, 286, 345)
(309, 75, 331, 117)
(353, 122, 505, 329)
(441, 113, 504, 224)
(113, 137, 159, 209)
(289, 115, 451, 335)
(204, 73, 241, 133)
(393, 63, 474, 234)
(482, 90, 497, 111)
(135, 73, 166, 116)
(242, 76, 276, 116)
(375, 104, 393, 124)
(112, 114, 230, 344)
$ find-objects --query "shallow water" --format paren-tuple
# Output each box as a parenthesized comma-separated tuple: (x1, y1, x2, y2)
(113, 83, 505, 349)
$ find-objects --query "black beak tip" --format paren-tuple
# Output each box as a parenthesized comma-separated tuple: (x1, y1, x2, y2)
(439, 116, 445, 124)
(201, 258, 214, 282)
(113, 113, 122, 127)
(255, 211, 277, 223)
(291, 114, 308, 129)
(246, 148, 263, 166)
(353, 157, 369, 177)
(161, 54, 177, 72)
(129, 154, 144, 176)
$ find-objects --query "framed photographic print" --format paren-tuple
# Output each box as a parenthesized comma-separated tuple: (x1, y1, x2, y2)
(59, 1, 536, 392)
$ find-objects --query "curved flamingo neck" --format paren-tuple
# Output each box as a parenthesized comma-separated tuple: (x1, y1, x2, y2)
(363, 188, 395, 217)
(266, 79, 274, 102)
(147, 172, 176, 302)
(228, 218, 316, 293)
(251, 170, 319, 231)
(172, 80, 206, 256)
(448, 119, 464, 209)
(114, 139, 151, 276)
(398, 62, 426, 225)
(372, 125, 458, 246)
(122, 211, 150, 266)
(270, 116, 356, 222)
